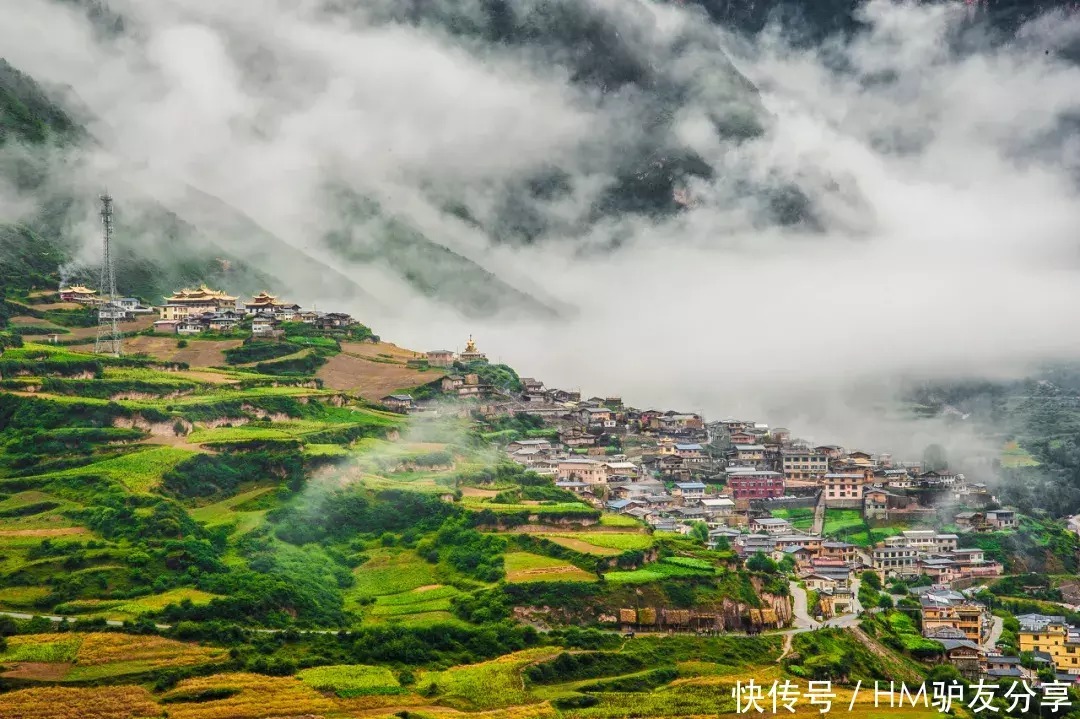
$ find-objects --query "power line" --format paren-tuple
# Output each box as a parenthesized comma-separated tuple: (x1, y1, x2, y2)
(94, 193, 122, 357)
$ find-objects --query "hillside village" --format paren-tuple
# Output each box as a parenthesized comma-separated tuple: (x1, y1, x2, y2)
(2, 280, 1080, 700)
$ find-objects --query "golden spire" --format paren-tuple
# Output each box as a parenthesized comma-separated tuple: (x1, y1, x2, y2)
(465, 335, 477, 353)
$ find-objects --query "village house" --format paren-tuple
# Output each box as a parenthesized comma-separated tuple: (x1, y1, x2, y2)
(984, 655, 1025, 681)
(821, 470, 869, 507)
(845, 450, 874, 466)
(426, 350, 455, 367)
(770, 427, 792, 444)
(152, 319, 180, 334)
(729, 430, 758, 445)
(674, 482, 706, 500)
(920, 557, 959, 583)
(731, 444, 766, 464)
(814, 445, 845, 460)
(818, 587, 856, 618)
(656, 413, 705, 437)
(381, 394, 414, 413)
(803, 572, 846, 592)
(207, 310, 242, 332)
(773, 534, 823, 555)
(937, 638, 984, 681)
(315, 312, 356, 330)
(948, 548, 1003, 578)
(700, 497, 736, 518)
(750, 517, 792, 535)
(557, 458, 607, 484)
(675, 443, 705, 462)
(159, 285, 238, 321)
(251, 315, 281, 337)
(872, 544, 919, 579)
(726, 471, 784, 500)
(863, 488, 889, 519)
(775, 545, 814, 567)
(602, 461, 639, 481)
(555, 481, 591, 496)
(921, 593, 991, 644)
(780, 449, 829, 480)
(1018, 615, 1080, 674)
(507, 438, 553, 454)
(985, 509, 1018, 529)
(116, 297, 153, 314)
(918, 470, 960, 487)
(580, 407, 615, 428)
(546, 388, 581, 404)
(177, 316, 208, 335)
(735, 533, 776, 557)
(877, 467, 913, 488)
(820, 541, 858, 563)
(97, 302, 129, 321)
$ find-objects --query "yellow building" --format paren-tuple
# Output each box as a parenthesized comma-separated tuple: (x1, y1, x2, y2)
(1019, 616, 1080, 673)
(159, 286, 238, 321)
(921, 596, 988, 644)
(243, 291, 298, 315)
(459, 335, 487, 362)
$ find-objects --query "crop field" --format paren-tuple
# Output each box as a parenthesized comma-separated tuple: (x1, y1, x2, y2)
(346, 549, 443, 608)
(297, 663, 404, 696)
(505, 552, 597, 583)
(603, 558, 717, 584)
(185, 425, 296, 443)
(769, 507, 814, 531)
(59, 588, 220, 618)
(598, 514, 644, 528)
(162, 672, 339, 719)
(1002, 440, 1040, 467)
(369, 585, 461, 617)
(0, 632, 226, 682)
(0, 634, 83, 663)
(30, 446, 198, 493)
(416, 647, 560, 711)
(539, 533, 653, 552)
(537, 536, 622, 556)
(0, 584, 50, 607)
(189, 487, 274, 535)
(0, 685, 162, 719)
(823, 509, 864, 535)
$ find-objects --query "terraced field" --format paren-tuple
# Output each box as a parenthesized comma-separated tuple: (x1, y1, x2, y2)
(0, 632, 226, 682)
(504, 552, 597, 583)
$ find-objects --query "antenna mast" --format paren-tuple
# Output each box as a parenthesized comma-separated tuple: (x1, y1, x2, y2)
(94, 193, 122, 356)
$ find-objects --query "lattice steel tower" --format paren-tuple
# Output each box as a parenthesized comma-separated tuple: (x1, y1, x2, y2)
(94, 193, 122, 356)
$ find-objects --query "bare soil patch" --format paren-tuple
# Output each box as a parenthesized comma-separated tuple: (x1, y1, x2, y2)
(0, 528, 87, 537)
(0, 662, 72, 681)
(317, 346, 443, 401)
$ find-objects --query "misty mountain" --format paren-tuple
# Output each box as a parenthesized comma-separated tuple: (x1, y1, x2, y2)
(0, 49, 561, 317)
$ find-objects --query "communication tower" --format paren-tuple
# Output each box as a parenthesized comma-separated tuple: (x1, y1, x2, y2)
(94, 193, 122, 356)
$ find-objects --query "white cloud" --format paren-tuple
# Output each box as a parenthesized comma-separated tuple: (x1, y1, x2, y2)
(3, 0, 1080, 453)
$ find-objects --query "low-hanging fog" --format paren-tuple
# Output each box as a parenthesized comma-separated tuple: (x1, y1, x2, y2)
(3, 0, 1080, 456)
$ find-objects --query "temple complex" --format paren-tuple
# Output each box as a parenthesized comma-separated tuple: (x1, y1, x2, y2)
(159, 285, 238, 321)
(244, 291, 300, 316)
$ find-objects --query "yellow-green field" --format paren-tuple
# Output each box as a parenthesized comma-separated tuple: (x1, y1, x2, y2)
(504, 552, 597, 583)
